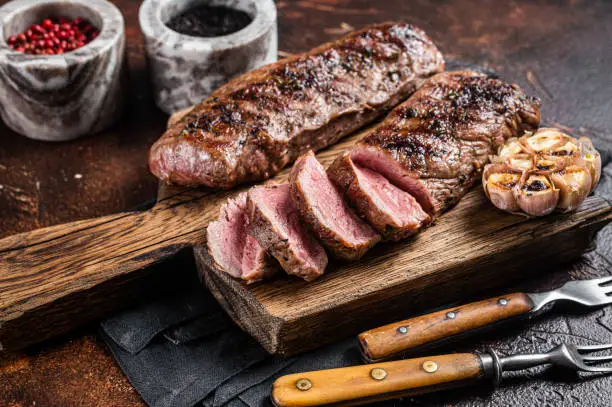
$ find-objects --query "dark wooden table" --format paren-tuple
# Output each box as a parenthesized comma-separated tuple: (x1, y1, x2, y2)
(1, 0, 611, 405)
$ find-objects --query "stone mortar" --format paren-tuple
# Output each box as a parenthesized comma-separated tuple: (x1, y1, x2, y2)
(139, 0, 277, 115)
(0, 0, 127, 141)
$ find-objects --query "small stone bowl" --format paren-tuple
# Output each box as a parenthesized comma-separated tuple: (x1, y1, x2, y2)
(0, 0, 126, 141)
(139, 0, 277, 115)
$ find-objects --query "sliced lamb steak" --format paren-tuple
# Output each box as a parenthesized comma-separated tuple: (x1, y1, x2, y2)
(149, 23, 444, 188)
(349, 70, 541, 215)
(241, 234, 279, 283)
(328, 153, 430, 241)
(290, 151, 380, 260)
(205, 193, 277, 282)
(204, 194, 248, 278)
(247, 184, 328, 281)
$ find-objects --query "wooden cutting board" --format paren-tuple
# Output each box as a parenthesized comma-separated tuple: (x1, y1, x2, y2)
(0, 115, 610, 354)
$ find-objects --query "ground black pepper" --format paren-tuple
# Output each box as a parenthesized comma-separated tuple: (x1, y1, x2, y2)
(166, 5, 252, 37)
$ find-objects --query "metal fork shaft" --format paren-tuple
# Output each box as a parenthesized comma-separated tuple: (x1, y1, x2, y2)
(500, 353, 552, 371)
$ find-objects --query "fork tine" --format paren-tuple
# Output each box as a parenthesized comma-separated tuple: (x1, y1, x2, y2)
(583, 355, 612, 363)
(580, 365, 612, 374)
(596, 276, 612, 286)
(577, 343, 612, 352)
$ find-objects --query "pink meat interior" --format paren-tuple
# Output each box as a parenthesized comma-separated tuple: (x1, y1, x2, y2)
(354, 164, 430, 228)
(206, 194, 248, 278)
(351, 146, 435, 215)
(254, 184, 325, 268)
(298, 154, 379, 243)
(241, 234, 266, 279)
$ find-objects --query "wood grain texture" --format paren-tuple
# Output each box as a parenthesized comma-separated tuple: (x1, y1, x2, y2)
(199, 190, 610, 356)
(2, 113, 610, 352)
(358, 293, 533, 362)
(271, 353, 483, 407)
(0, 188, 214, 350)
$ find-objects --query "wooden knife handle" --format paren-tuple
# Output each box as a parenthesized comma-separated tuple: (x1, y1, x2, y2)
(359, 292, 534, 362)
(272, 353, 483, 407)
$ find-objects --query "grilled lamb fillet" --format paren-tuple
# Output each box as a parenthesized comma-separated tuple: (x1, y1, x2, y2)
(290, 151, 381, 260)
(328, 153, 430, 241)
(204, 193, 278, 281)
(149, 23, 444, 188)
(248, 184, 328, 281)
(348, 70, 541, 216)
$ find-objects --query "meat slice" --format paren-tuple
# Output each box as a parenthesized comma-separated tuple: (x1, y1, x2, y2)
(247, 184, 328, 281)
(241, 234, 278, 283)
(205, 193, 278, 282)
(205, 194, 250, 278)
(328, 153, 430, 241)
(290, 151, 380, 260)
(353, 70, 541, 215)
(149, 23, 444, 188)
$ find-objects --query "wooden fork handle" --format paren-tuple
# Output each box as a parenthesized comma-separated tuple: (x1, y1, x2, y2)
(358, 292, 534, 362)
(272, 353, 484, 407)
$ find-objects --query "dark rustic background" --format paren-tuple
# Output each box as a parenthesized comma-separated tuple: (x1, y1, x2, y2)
(1, 0, 611, 406)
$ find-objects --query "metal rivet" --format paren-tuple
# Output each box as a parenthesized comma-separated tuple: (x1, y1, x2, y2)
(296, 378, 312, 391)
(370, 368, 388, 381)
(397, 326, 408, 334)
(422, 361, 438, 373)
(446, 311, 456, 319)
(498, 298, 508, 306)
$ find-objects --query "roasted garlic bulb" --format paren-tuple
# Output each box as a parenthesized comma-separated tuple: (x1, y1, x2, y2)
(483, 128, 601, 216)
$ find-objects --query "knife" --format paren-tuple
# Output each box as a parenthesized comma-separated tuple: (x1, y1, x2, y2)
(271, 343, 612, 407)
(358, 277, 612, 362)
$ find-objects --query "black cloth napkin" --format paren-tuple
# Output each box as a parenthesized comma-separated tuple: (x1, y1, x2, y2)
(101, 294, 362, 407)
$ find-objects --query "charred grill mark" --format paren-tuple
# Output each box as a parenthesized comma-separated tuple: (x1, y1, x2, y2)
(186, 24, 433, 145)
(397, 106, 420, 119)
(360, 72, 540, 190)
(450, 78, 512, 109)
(191, 102, 245, 135)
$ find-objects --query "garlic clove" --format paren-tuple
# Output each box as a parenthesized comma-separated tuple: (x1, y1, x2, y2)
(485, 171, 521, 212)
(483, 163, 515, 189)
(578, 137, 602, 190)
(507, 154, 533, 172)
(534, 155, 568, 173)
(498, 138, 524, 158)
(524, 128, 569, 154)
(514, 173, 559, 216)
(551, 139, 579, 157)
(551, 165, 592, 212)
(534, 158, 557, 172)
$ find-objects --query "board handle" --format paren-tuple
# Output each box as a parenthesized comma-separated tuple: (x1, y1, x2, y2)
(271, 353, 483, 407)
(358, 293, 534, 362)
(0, 188, 210, 351)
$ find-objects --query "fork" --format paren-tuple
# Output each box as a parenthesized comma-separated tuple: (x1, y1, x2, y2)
(271, 343, 612, 407)
(358, 277, 612, 362)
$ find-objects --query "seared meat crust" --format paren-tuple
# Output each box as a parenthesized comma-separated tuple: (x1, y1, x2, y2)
(149, 23, 444, 188)
(354, 70, 541, 214)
